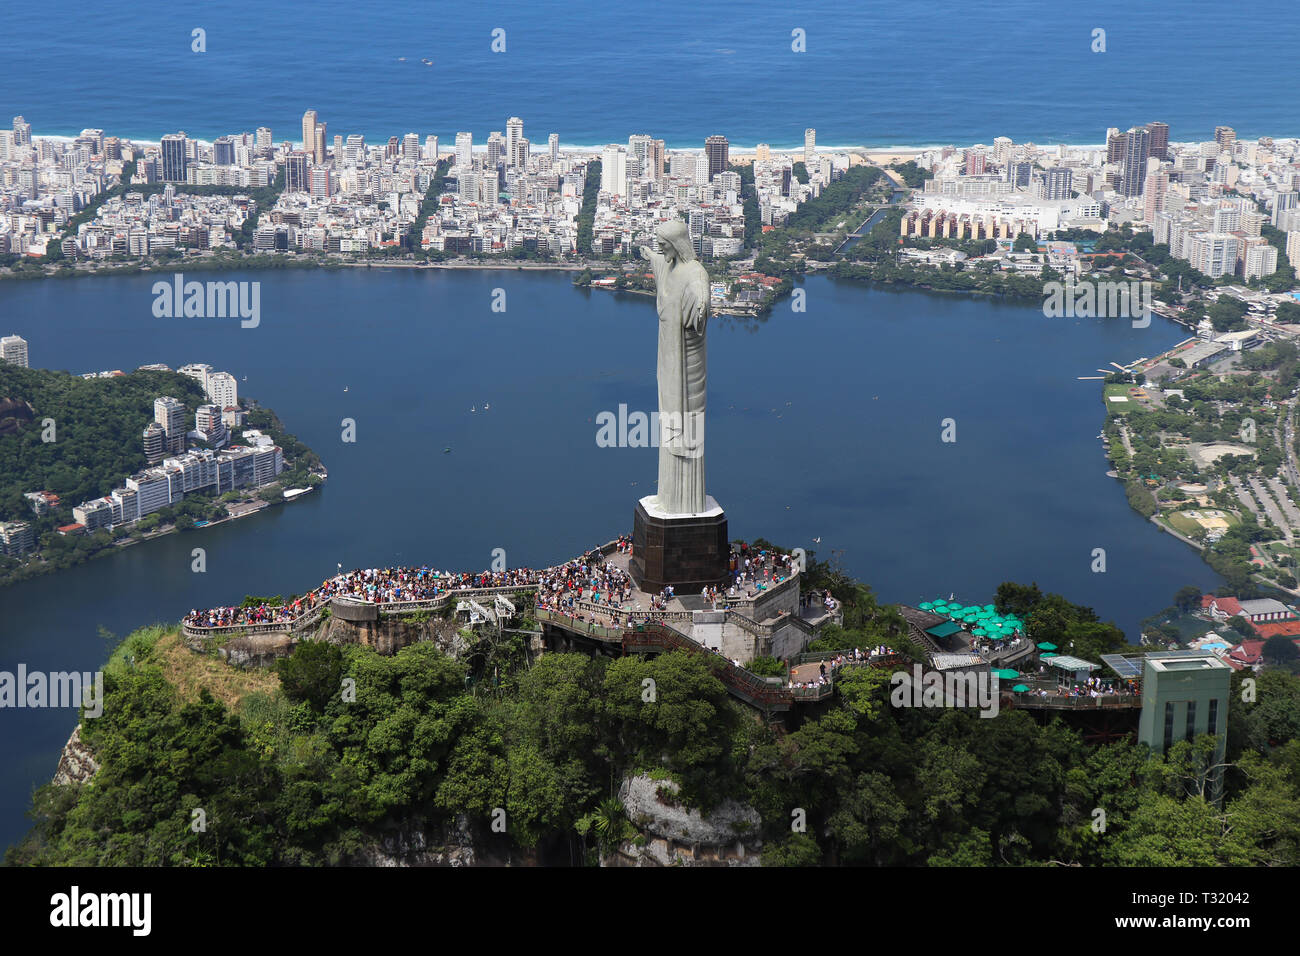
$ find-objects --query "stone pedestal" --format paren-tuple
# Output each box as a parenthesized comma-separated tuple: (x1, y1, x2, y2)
(631, 495, 729, 595)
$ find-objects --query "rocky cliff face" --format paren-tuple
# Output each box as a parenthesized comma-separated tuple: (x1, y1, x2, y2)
(53, 724, 99, 786)
(351, 815, 544, 867)
(220, 632, 294, 667)
(610, 773, 762, 866)
(313, 615, 470, 657)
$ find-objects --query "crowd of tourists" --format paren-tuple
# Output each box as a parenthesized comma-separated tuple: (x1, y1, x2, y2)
(1024, 673, 1137, 698)
(535, 554, 634, 621)
(184, 542, 628, 630)
(727, 544, 798, 599)
(184, 536, 818, 634)
(184, 597, 318, 630)
(787, 645, 895, 689)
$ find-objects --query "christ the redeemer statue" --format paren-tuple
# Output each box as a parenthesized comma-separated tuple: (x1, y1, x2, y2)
(640, 219, 711, 516)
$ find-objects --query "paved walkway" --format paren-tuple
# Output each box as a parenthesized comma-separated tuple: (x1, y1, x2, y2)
(790, 662, 830, 684)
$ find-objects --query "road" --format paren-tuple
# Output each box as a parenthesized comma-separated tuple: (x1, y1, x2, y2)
(1284, 398, 1300, 488)
(1268, 476, 1300, 529)
(1248, 475, 1293, 543)
(1228, 476, 1261, 522)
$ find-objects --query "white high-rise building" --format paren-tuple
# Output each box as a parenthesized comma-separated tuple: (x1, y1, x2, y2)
(804, 128, 816, 167)
(302, 110, 318, 156)
(1143, 168, 1169, 222)
(0, 334, 28, 368)
(506, 117, 524, 167)
(1287, 231, 1300, 267)
(628, 134, 652, 172)
(195, 405, 228, 447)
(486, 131, 506, 168)
(458, 169, 477, 201)
(1189, 233, 1241, 279)
(1244, 244, 1278, 280)
(694, 153, 711, 186)
(1212, 203, 1241, 233)
(481, 168, 499, 205)
(179, 362, 213, 389)
(344, 134, 365, 165)
(600, 146, 628, 198)
(1273, 191, 1299, 227)
(206, 371, 238, 409)
(548, 133, 559, 162)
(154, 396, 187, 454)
(424, 135, 439, 162)
(455, 132, 472, 167)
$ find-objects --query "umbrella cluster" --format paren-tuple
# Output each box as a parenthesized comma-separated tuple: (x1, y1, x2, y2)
(920, 598, 1024, 640)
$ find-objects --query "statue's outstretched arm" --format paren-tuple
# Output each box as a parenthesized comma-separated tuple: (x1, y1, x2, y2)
(683, 272, 709, 332)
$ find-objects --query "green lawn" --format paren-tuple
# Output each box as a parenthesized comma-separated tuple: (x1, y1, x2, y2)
(1164, 508, 1241, 538)
(1103, 383, 1142, 415)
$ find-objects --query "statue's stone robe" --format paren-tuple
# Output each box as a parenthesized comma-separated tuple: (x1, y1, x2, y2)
(646, 250, 710, 515)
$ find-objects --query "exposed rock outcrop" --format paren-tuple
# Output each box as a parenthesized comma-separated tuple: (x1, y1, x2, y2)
(0, 397, 35, 437)
(220, 632, 294, 667)
(313, 614, 469, 657)
(610, 773, 762, 866)
(53, 724, 99, 786)
(351, 815, 542, 867)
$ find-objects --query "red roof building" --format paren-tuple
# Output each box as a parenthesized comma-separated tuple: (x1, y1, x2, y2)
(1224, 639, 1264, 669)
(1252, 620, 1300, 639)
(1202, 595, 1243, 618)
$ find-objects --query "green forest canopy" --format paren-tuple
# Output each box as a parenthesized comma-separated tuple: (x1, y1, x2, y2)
(0, 365, 207, 521)
(12, 575, 1300, 867)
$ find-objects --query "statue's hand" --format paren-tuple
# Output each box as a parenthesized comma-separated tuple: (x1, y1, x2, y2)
(639, 245, 653, 261)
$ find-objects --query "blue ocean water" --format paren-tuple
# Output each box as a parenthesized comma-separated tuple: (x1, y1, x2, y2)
(4, 0, 1298, 148)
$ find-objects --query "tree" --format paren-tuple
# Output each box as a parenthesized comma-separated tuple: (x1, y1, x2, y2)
(576, 160, 602, 254)
(1263, 634, 1300, 666)
(1226, 615, 1257, 639)
(762, 832, 823, 866)
(275, 640, 344, 712)
(599, 651, 736, 805)
(1208, 296, 1248, 332)
(1174, 584, 1204, 613)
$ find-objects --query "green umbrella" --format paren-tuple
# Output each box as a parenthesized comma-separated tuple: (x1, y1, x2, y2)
(919, 602, 934, 610)
(971, 628, 986, 637)
(1037, 642, 1058, 651)
(993, 668, 1019, 680)
(1041, 652, 1058, 659)
(1012, 684, 1030, 692)
(983, 604, 996, 612)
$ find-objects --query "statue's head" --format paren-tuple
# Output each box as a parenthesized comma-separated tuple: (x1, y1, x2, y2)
(656, 220, 695, 264)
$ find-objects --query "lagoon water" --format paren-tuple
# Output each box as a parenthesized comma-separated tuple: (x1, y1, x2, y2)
(0, 269, 1222, 849)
